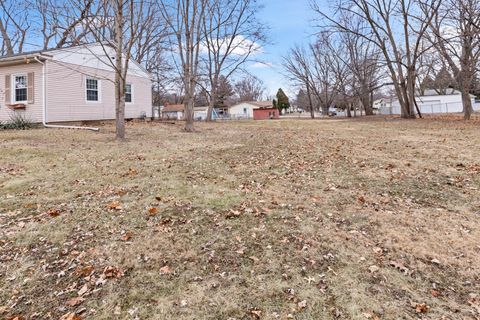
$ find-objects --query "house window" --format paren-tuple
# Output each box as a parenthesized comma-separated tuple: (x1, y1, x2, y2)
(86, 78, 99, 102)
(243, 107, 247, 114)
(125, 84, 132, 103)
(14, 75, 28, 102)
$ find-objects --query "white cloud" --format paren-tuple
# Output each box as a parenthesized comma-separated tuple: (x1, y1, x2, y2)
(201, 35, 262, 56)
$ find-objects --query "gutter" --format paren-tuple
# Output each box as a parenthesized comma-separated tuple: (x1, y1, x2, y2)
(34, 56, 99, 132)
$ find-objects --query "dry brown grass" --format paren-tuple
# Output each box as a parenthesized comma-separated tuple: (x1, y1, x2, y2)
(1, 117, 480, 320)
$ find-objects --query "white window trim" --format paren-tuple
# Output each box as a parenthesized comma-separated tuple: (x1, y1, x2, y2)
(12, 73, 28, 104)
(125, 83, 134, 104)
(85, 77, 101, 103)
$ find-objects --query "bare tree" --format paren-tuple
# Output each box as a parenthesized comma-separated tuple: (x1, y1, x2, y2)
(160, 0, 207, 132)
(201, 0, 265, 121)
(283, 45, 316, 118)
(234, 75, 265, 102)
(81, 0, 148, 139)
(0, 1, 30, 55)
(313, 0, 441, 119)
(428, 0, 480, 119)
(309, 32, 343, 116)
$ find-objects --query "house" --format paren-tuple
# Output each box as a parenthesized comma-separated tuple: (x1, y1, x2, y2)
(253, 107, 279, 120)
(161, 104, 184, 120)
(381, 89, 480, 115)
(229, 101, 273, 119)
(0, 43, 152, 125)
(161, 104, 212, 120)
(373, 98, 392, 110)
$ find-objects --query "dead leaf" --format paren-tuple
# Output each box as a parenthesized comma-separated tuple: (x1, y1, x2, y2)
(297, 300, 307, 310)
(368, 265, 380, 273)
(389, 260, 411, 275)
(7, 316, 24, 320)
(249, 309, 262, 319)
(77, 284, 89, 296)
(121, 231, 133, 241)
(148, 207, 158, 216)
(107, 201, 122, 210)
(225, 209, 241, 218)
(46, 208, 61, 217)
(76, 265, 94, 277)
(60, 312, 82, 320)
(413, 303, 429, 313)
(160, 265, 172, 274)
(103, 266, 124, 279)
(66, 297, 84, 307)
(431, 289, 441, 297)
(249, 256, 260, 263)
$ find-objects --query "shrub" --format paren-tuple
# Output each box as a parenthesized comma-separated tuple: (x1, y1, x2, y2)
(0, 113, 35, 130)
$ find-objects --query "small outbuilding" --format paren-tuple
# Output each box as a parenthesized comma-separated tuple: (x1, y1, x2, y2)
(253, 107, 279, 120)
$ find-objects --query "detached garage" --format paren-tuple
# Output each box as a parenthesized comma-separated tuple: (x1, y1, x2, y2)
(253, 107, 279, 120)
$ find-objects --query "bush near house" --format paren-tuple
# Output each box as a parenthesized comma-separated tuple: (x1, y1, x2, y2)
(0, 114, 35, 130)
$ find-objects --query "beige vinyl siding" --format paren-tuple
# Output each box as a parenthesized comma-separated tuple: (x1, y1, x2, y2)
(45, 61, 152, 123)
(0, 62, 43, 123)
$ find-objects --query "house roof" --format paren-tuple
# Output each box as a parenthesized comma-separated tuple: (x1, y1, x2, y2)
(230, 101, 273, 109)
(162, 104, 185, 112)
(0, 42, 151, 77)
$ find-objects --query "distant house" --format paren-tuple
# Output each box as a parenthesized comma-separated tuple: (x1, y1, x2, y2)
(253, 107, 279, 120)
(373, 98, 392, 110)
(161, 104, 184, 120)
(161, 104, 211, 120)
(381, 89, 480, 115)
(0, 42, 152, 124)
(229, 101, 274, 119)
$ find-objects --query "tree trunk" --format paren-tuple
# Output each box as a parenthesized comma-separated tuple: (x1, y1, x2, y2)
(346, 103, 352, 117)
(184, 94, 195, 132)
(114, 1, 125, 140)
(321, 106, 329, 116)
(461, 88, 473, 120)
(361, 95, 374, 115)
(115, 78, 126, 139)
(306, 85, 315, 119)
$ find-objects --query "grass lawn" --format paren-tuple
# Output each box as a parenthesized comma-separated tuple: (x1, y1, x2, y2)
(1, 117, 480, 319)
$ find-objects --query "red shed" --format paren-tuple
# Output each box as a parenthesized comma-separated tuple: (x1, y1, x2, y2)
(253, 108, 279, 120)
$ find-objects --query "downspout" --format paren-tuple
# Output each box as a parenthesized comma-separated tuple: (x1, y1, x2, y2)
(34, 57, 99, 131)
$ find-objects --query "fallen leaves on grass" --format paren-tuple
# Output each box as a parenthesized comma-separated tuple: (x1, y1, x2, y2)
(390, 260, 412, 275)
(46, 208, 61, 217)
(297, 300, 307, 311)
(148, 207, 158, 216)
(76, 265, 94, 277)
(60, 312, 82, 320)
(249, 309, 262, 319)
(120, 231, 133, 241)
(103, 266, 124, 279)
(106, 201, 122, 210)
(368, 265, 380, 273)
(66, 297, 84, 307)
(412, 302, 429, 313)
(160, 265, 172, 274)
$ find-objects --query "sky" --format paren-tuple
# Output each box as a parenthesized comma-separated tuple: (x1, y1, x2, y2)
(245, 0, 320, 99)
